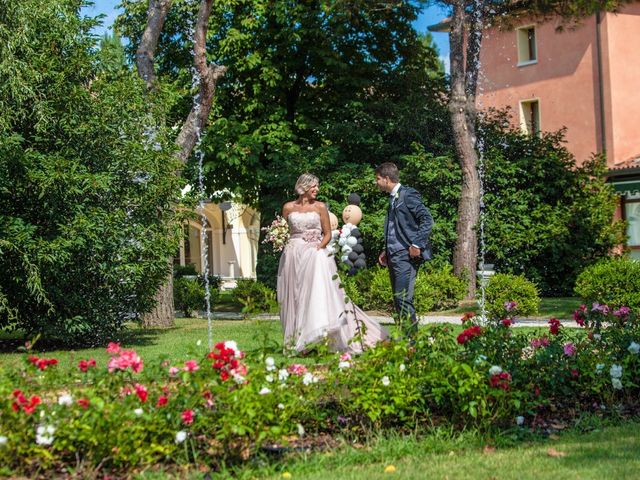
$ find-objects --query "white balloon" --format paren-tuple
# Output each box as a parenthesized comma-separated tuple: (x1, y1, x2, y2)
(331, 230, 340, 239)
(338, 237, 347, 246)
(326, 245, 335, 254)
(346, 236, 357, 247)
(341, 255, 349, 262)
(342, 245, 352, 254)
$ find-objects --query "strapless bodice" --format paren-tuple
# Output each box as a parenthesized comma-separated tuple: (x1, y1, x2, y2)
(288, 211, 322, 242)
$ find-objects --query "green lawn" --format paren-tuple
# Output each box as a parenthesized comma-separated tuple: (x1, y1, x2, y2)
(428, 297, 580, 320)
(133, 421, 640, 479)
(0, 318, 285, 370)
(250, 422, 640, 480)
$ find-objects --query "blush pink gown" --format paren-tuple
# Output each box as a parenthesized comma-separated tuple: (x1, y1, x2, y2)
(277, 211, 388, 353)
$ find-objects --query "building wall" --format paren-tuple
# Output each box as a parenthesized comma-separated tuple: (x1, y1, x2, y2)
(180, 203, 260, 284)
(602, 3, 640, 165)
(477, 16, 602, 165)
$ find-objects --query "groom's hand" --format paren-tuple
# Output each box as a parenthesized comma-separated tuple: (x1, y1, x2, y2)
(409, 245, 421, 258)
(378, 251, 387, 267)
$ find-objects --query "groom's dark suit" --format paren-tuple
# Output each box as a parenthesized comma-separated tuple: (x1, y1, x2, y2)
(384, 184, 433, 337)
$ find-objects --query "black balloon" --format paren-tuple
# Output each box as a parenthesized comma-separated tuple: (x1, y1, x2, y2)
(358, 252, 366, 260)
(354, 258, 366, 269)
(357, 237, 363, 244)
(352, 244, 364, 254)
(348, 251, 359, 261)
(347, 193, 361, 206)
(350, 228, 361, 238)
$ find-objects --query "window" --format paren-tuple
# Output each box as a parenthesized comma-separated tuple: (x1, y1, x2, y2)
(520, 99, 541, 136)
(517, 26, 537, 65)
(625, 201, 640, 260)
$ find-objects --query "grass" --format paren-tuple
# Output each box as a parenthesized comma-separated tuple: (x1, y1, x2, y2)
(1, 317, 632, 480)
(248, 421, 640, 480)
(427, 297, 580, 320)
(0, 318, 285, 370)
(132, 420, 640, 479)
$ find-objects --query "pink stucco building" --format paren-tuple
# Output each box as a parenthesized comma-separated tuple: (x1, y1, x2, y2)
(432, 4, 640, 258)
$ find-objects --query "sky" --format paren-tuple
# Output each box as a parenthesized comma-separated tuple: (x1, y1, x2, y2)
(82, 1, 451, 70)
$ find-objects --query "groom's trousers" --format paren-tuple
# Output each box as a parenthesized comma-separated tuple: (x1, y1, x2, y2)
(387, 250, 419, 338)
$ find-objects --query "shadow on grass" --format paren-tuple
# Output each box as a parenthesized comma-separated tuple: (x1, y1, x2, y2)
(0, 323, 168, 354)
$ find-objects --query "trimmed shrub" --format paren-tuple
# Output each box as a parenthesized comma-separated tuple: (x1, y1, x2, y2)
(484, 273, 540, 320)
(173, 277, 219, 317)
(342, 264, 465, 314)
(574, 257, 640, 311)
(232, 279, 277, 314)
(414, 264, 467, 314)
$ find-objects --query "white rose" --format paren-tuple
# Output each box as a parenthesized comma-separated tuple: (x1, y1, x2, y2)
(516, 416, 525, 426)
(610, 364, 623, 379)
(489, 365, 503, 376)
(302, 372, 317, 385)
(628, 341, 640, 355)
(346, 236, 358, 247)
(278, 369, 290, 381)
(338, 361, 350, 370)
(0, 435, 7, 445)
(175, 431, 187, 444)
(57, 394, 73, 406)
(265, 356, 276, 371)
(134, 408, 144, 416)
(612, 378, 623, 390)
(381, 376, 390, 387)
(259, 387, 271, 395)
(399, 364, 406, 372)
(224, 341, 240, 356)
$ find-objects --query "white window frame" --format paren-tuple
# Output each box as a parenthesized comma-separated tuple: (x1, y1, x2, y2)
(516, 25, 538, 66)
(519, 98, 541, 136)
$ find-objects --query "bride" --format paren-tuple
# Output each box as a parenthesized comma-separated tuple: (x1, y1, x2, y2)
(277, 173, 388, 353)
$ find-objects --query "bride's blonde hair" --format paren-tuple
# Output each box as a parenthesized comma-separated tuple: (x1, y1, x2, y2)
(294, 173, 319, 195)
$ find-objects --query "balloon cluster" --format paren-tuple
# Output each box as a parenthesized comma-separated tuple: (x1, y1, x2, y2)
(327, 193, 367, 274)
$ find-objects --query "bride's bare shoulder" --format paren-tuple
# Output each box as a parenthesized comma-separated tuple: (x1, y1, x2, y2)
(282, 201, 296, 216)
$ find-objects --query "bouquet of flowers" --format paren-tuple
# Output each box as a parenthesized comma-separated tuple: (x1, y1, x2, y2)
(261, 215, 290, 253)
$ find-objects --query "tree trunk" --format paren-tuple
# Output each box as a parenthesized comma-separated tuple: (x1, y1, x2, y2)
(137, 0, 226, 327)
(448, 0, 484, 299)
(141, 259, 175, 328)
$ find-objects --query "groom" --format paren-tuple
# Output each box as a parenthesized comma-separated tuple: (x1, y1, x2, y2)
(375, 162, 433, 338)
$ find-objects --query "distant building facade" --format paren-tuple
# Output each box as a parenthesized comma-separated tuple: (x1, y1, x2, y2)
(431, 3, 640, 258)
(175, 201, 260, 287)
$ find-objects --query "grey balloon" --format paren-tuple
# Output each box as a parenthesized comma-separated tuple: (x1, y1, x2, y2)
(354, 258, 366, 269)
(347, 193, 361, 206)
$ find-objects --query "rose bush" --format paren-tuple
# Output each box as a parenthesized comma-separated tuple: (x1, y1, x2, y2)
(1, 301, 639, 477)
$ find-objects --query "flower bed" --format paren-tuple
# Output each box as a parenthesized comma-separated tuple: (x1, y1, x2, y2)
(0, 302, 639, 477)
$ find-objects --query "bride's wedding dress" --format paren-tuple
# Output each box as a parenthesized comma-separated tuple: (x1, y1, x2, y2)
(277, 210, 388, 353)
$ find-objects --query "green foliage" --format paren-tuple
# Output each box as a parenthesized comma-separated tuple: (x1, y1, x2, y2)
(342, 264, 465, 314)
(574, 257, 640, 311)
(115, 0, 450, 285)
(173, 278, 219, 318)
(1, 297, 640, 476)
(0, 0, 181, 344)
(231, 279, 277, 315)
(341, 267, 395, 313)
(480, 115, 625, 295)
(484, 273, 540, 320)
(414, 264, 468, 313)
